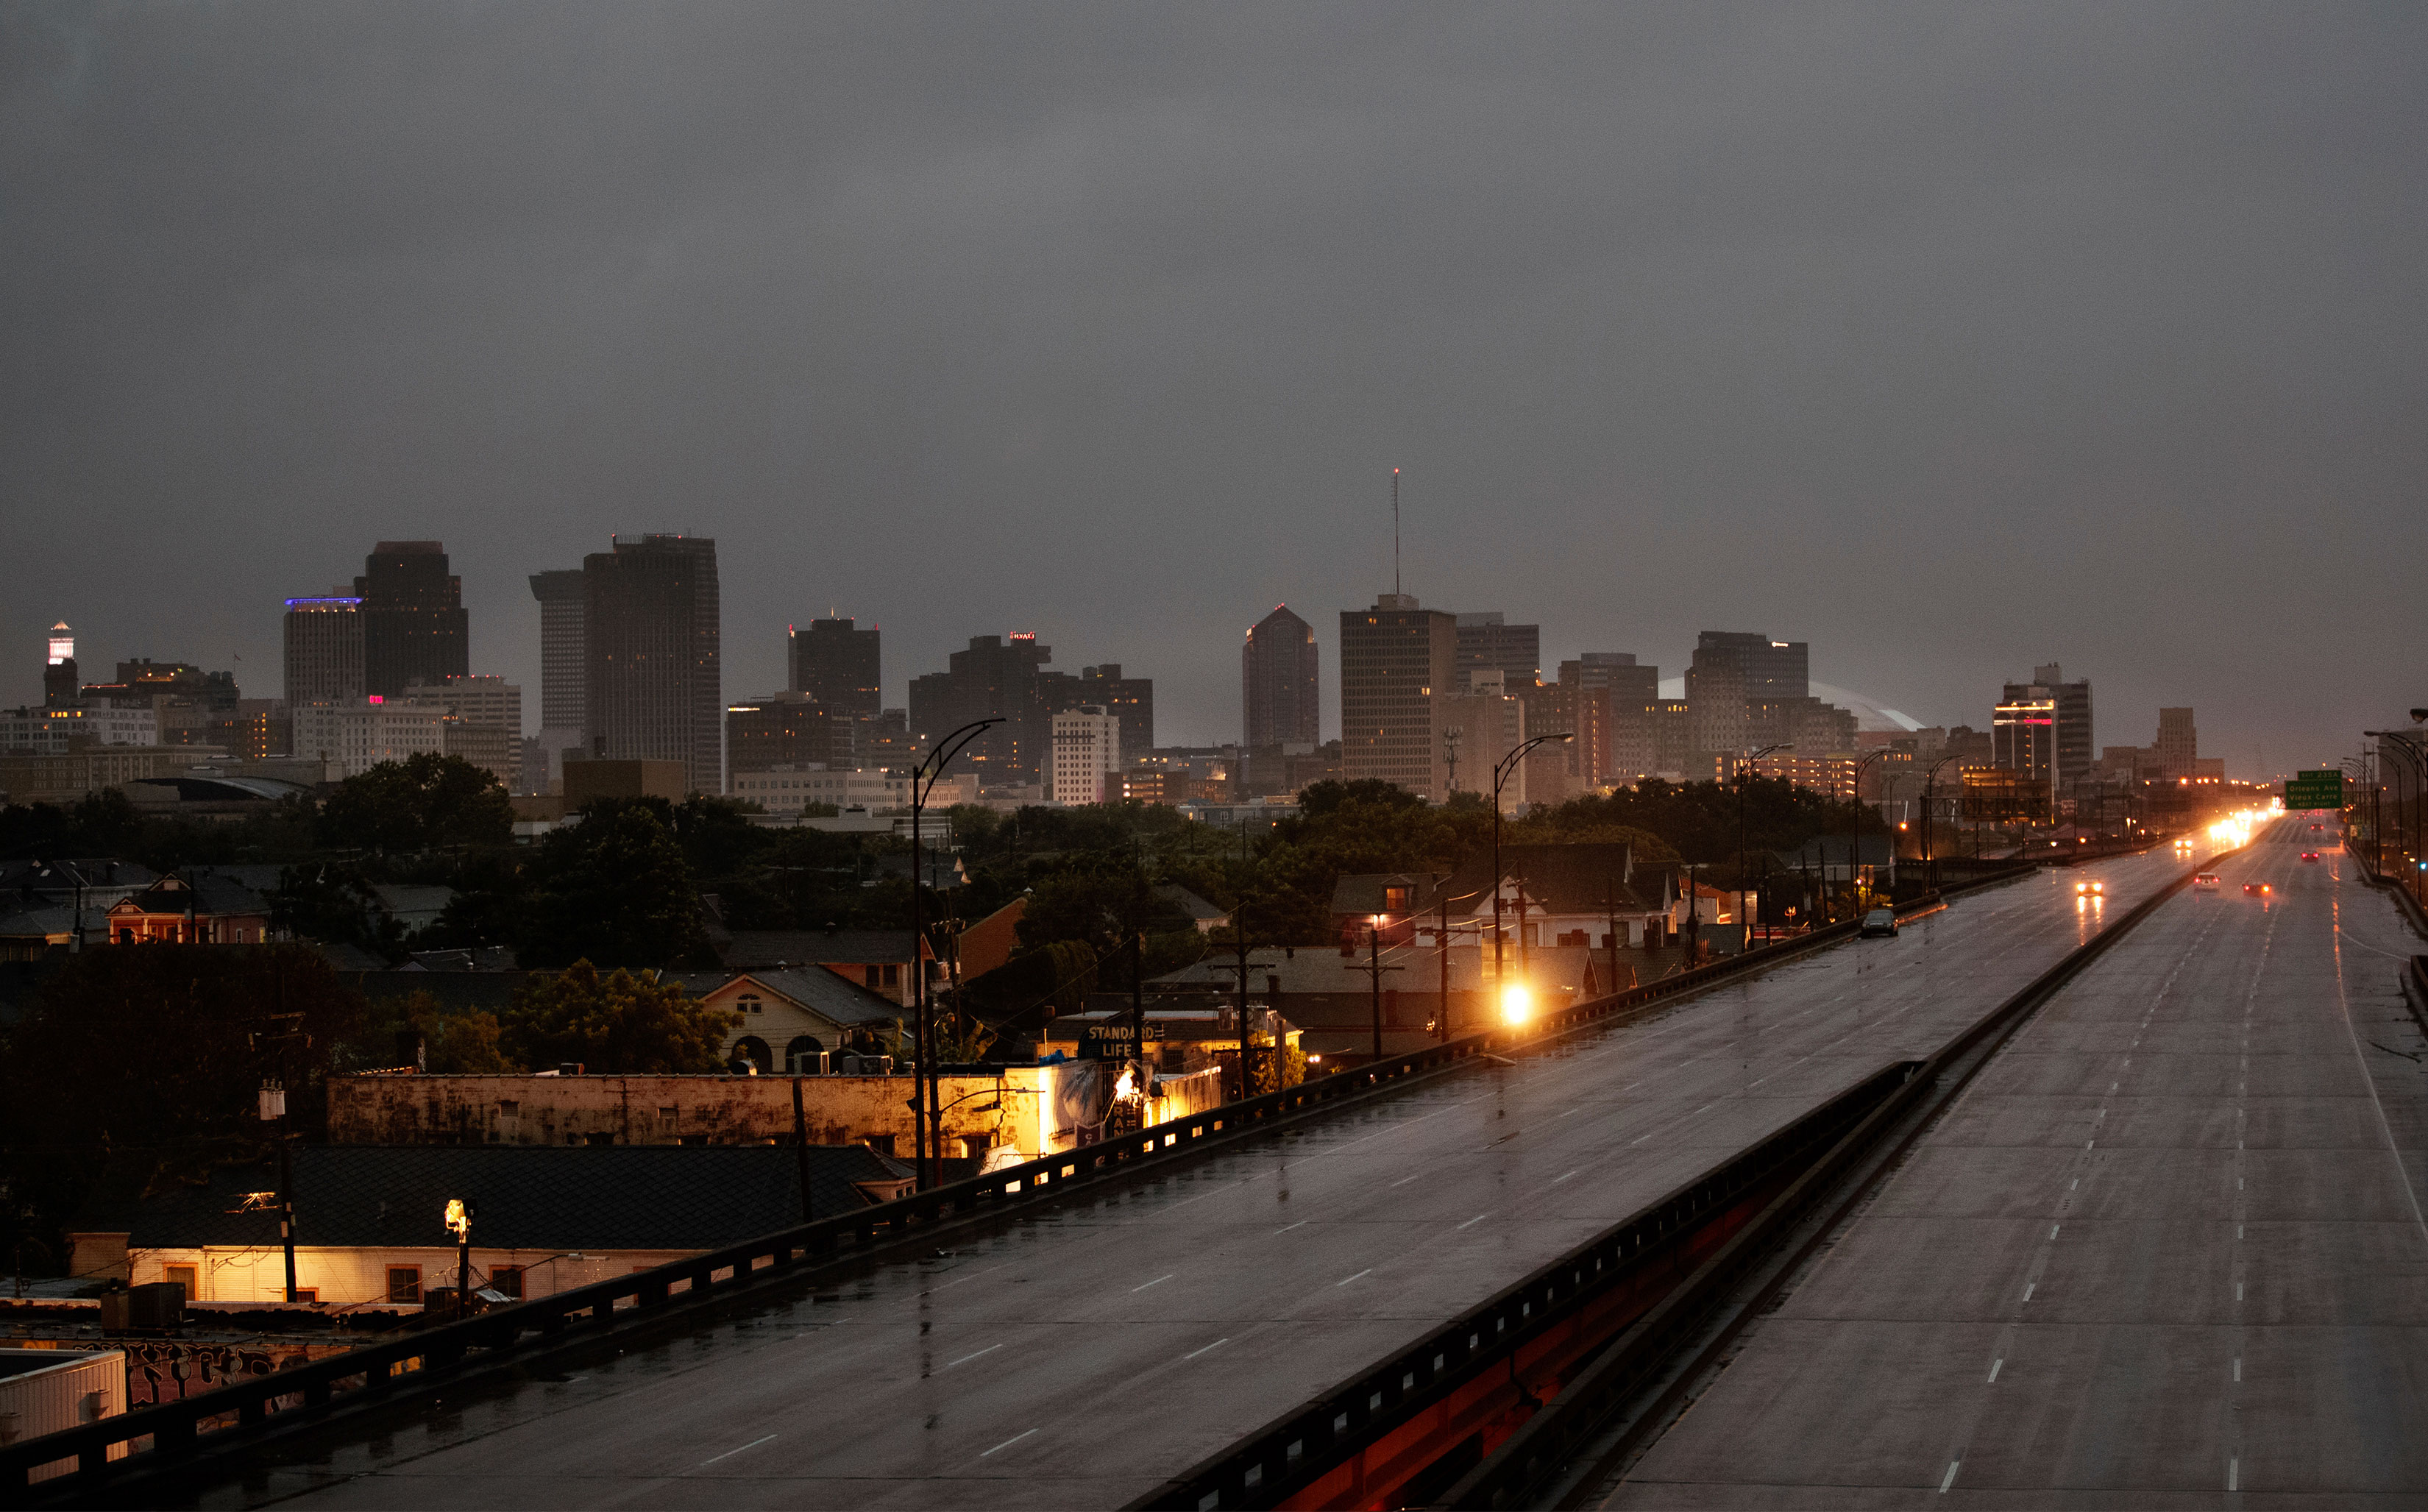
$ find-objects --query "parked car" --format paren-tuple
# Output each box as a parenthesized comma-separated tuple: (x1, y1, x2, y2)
(2194, 873, 2221, 890)
(1860, 908, 1899, 938)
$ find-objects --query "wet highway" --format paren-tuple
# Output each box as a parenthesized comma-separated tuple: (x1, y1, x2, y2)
(1604, 819, 2428, 1508)
(216, 848, 2195, 1509)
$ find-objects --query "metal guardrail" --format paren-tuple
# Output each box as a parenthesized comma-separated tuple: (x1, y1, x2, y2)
(1430, 845, 2229, 1510)
(0, 855, 2043, 1503)
(1123, 1061, 1920, 1512)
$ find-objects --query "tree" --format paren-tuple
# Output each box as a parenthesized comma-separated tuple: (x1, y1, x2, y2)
(316, 753, 513, 855)
(514, 800, 717, 968)
(499, 962, 738, 1073)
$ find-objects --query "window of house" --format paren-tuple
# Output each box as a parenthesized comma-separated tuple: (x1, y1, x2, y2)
(163, 1264, 198, 1298)
(959, 1135, 990, 1159)
(1385, 886, 1410, 912)
(489, 1266, 525, 1299)
(739, 995, 762, 1014)
(882, 964, 901, 987)
(864, 965, 881, 988)
(386, 1266, 422, 1305)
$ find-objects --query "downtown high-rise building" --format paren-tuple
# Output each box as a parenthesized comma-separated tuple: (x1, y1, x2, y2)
(283, 594, 365, 706)
(1455, 613, 1542, 689)
(43, 623, 77, 709)
(1340, 594, 1458, 801)
(1242, 604, 1320, 748)
(528, 569, 588, 739)
(356, 542, 468, 699)
(1693, 631, 1808, 699)
(1997, 663, 2093, 797)
(1073, 664, 1154, 764)
(787, 618, 882, 720)
(583, 535, 722, 794)
(908, 633, 1056, 789)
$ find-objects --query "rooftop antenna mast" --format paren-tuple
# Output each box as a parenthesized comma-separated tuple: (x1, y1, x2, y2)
(1392, 468, 1402, 596)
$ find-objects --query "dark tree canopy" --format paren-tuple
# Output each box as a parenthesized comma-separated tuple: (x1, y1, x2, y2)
(513, 799, 717, 969)
(315, 752, 513, 854)
(500, 961, 737, 1073)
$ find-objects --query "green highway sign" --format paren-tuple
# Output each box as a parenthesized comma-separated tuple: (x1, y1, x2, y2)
(2283, 770, 2343, 810)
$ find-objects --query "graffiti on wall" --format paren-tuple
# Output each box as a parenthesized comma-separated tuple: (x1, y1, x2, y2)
(121, 1339, 349, 1406)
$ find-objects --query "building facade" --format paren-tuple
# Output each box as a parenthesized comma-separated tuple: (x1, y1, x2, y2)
(1340, 594, 1458, 801)
(1455, 613, 1542, 689)
(356, 542, 469, 700)
(1046, 706, 1124, 805)
(726, 693, 858, 784)
(907, 633, 1056, 789)
(1242, 604, 1320, 749)
(0, 704, 159, 753)
(43, 623, 77, 708)
(583, 535, 723, 795)
(787, 618, 882, 720)
(283, 595, 365, 706)
(528, 568, 587, 752)
(291, 700, 445, 779)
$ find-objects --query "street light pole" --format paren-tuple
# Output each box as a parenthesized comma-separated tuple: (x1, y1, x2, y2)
(1847, 750, 1889, 917)
(1920, 753, 1962, 894)
(1490, 733, 1573, 1001)
(908, 717, 1001, 1193)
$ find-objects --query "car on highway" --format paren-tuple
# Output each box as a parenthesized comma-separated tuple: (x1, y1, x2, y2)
(2075, 878, 2104, 895)
(2243, 881, 2272, 896)
(2301, 851, 2320, 863)
(1859, 908, 1898, 937)
(2194, 873, 2221, 890)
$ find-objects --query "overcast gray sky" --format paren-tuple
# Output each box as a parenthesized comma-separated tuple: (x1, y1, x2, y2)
(5, 2, 2421, 776)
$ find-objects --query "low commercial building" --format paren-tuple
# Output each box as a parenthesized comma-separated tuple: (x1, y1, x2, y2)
(0, 746, 228, 807)
(65, 1144, 912, 1310)
(291, 700, 444, 780)
(0, 1349, 127, 1482)
(0, 703, 160, 753)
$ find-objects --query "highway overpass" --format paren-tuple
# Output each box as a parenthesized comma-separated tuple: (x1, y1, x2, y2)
(179, 847, 2212, 1509)
(1594, 817, 2428, 1506)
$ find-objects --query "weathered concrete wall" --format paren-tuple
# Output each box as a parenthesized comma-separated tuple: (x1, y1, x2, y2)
(329, 1069, 1071, 1158)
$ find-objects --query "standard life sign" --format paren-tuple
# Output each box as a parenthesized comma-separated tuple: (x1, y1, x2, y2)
(2283, 770, 2343, 809)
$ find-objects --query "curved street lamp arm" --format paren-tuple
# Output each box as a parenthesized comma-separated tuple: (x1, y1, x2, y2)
(915, 717, 1005, 803)
(1493, 732, 1575, 792)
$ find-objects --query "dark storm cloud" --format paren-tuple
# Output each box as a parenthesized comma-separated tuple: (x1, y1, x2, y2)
(4, 2, 2421, 773)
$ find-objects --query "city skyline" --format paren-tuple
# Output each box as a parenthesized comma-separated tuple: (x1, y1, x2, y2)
(7, 7, 2421, 777)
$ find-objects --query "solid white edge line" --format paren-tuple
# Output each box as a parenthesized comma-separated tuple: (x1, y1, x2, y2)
(1132, 1274, 1173, 1292)
(981, 1428, 1040, 1458)
(1939, 1460, 1960, 1492)
(700, 1433, 777, 1466)
(946, 1343, 1004, 1369)
(1338, 1268, 1372, 1286)
(1183, 1338, 1230, 1360)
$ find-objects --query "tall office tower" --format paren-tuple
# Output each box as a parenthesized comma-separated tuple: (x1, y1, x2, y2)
(1046, 705, 1125, 805)
(2000, 664, 2093, 794)
(787, 618, 883, 720)
(1243, 604, 1319, 748)
(355, 542, 469, 699)
(1340, 594, 1458, 801)
(1693, 631, 1808, 700)
(1455, 613, 1542, 689)
(528, 569, 588, 736)
(583, 535, 723, 795)
(1684, 645, 1747, 764)
(283, 594, 365, 705)
(1075, 664, 1154, 763)
(1993, 684, 2058, 806)
(42, 623, 77, 708)
(1653, 698, 1695, 778)
(2154, 707, 2198, 775)
(907, 633, 1057, 788)
(1562, 653, 1659, 786)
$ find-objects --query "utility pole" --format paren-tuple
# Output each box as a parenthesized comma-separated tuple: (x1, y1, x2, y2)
(1438, 893, 1454, 1040)
(1206, 930, 1257, 1101)
(1605, 883, 1623, 997)
(1351, 920, 1404, 1062)
(908, 718, 1000, 1192)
